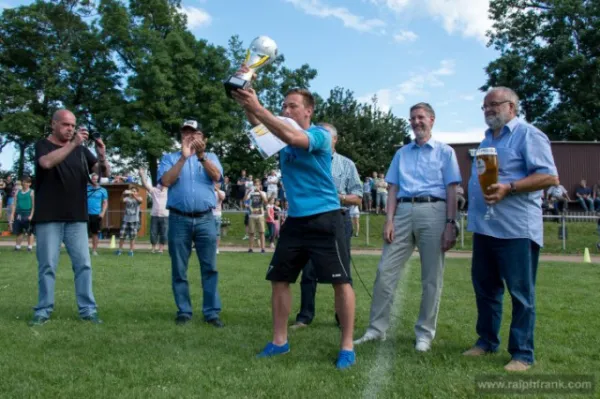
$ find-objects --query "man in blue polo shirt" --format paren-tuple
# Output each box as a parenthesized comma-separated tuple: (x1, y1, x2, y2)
(158, 120, 224, 328)
(463, 87, 558, 372)
(355, 102, 461, 353)
(232, 84, 356, 369)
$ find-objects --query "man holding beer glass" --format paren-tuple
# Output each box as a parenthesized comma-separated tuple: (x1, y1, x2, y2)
(464, 87, 558, 371)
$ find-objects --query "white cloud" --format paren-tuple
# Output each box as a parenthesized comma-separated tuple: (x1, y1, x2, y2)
(371, 0, 491, 43)
(359, 59, 455, 112)
(426, 0, 491, 43)
(181, 6, 212, 29)
(358, 89, 393, 112)
(393, 30, 418, 42)
(285, 0, 385, 33)
(370, 0, 411, 12)
(460, 94, 475, 101)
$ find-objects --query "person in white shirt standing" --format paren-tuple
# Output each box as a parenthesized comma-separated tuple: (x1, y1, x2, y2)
(139, 168, 169, 254)
(266, 170, 279, 200)
(213, 181, 225, 254)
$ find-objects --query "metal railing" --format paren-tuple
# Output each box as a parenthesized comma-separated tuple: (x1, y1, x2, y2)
(1, 207, 598, 252)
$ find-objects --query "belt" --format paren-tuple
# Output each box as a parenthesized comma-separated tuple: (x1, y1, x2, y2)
(168, 207, 211, 218)
(398, 196, 445, 203)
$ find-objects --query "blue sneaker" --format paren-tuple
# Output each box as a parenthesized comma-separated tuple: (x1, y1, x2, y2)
(257, 342, 290, 358)
(115, 250, 122, 256)
(336, 349, 356, 369)
(128, 250, 134, 257)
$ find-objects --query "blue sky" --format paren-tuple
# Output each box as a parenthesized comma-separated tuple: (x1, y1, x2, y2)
(0, 0, 498, 170)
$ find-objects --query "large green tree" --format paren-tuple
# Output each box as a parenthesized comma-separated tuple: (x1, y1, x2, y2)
(482, 0, 600, 140)
(315, 88, 410, 177)
(0, 0, 122, 177)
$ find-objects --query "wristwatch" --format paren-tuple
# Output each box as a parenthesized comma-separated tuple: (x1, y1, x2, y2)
(446, 218, 459, 235)
(509, 182, 517, 195)
(198, 155, 207, 163)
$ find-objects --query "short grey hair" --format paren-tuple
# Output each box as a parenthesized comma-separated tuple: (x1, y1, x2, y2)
(410, 102, 435, 118)
(488, 87, 520, 114)
(317, 122, 338, 137)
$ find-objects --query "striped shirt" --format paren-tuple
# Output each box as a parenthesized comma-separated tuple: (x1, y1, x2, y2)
(331, 152, 363, 206)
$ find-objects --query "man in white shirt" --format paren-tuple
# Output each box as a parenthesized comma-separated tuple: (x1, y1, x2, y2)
(139, 168, 169, 254)
(266, 170, 279, 200)
(546, 184, 570, 214)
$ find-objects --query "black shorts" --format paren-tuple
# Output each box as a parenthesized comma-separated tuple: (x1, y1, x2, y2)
(13, 216, 32, 236)
(267, 209, 351, 284)
(244, 213, 249, 226)
(88, 215, 102, 235)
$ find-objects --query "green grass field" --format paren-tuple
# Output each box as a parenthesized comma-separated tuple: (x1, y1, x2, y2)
(1, 250, 599, 398)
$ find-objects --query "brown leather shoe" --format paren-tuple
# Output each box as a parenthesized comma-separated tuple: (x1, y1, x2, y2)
(462, 346, 488, 357)
(289, 322, 308, 330)
(504, 360, 531, 371)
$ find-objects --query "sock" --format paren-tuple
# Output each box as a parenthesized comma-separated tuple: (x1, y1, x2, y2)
(15, 245, 21, 249)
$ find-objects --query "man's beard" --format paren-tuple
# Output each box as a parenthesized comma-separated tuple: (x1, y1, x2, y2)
(485, 113, 511, 131)
(413, 127, 430, 140)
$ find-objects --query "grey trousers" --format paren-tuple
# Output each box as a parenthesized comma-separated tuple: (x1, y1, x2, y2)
(368, 202, 446, 342)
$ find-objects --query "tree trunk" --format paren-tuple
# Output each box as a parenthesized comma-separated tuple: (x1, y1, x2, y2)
(147, 153, 158, 186)
(17, 141, 26, 178)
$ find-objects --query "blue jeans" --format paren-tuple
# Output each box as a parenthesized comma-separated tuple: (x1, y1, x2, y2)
(578, 197, 593, 212)
(296, 211, 353, 324)
(150, 216, 168, 245)
(471, 233, 540, 364)
(34, 222, 97, 318)
(168, 212, 221, 321)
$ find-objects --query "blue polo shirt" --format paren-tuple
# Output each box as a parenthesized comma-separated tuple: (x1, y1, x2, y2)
(87, 185, 108, 216)
(157, 152, 223, 213)
(467, 117, 558, 247)
(385, 138, 462, 199)
(280, 125, 339, 217)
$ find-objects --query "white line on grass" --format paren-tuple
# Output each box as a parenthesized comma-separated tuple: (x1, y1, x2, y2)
(362, 260, 414, 399)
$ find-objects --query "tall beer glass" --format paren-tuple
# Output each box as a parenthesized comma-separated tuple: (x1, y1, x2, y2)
(476, 147, 498, 220)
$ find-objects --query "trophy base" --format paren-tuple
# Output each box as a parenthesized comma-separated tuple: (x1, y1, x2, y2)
(224, 75, 251, 99)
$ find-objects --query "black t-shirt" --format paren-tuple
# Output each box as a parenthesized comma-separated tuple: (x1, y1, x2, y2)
(4, 181, 14, 198)
(33, 139, 97, 223)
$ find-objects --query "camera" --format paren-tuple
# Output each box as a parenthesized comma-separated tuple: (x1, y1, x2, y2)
(91, 131, 101, 140)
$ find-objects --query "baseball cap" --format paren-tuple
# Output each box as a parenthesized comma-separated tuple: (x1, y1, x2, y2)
(181, 120, 201, 131)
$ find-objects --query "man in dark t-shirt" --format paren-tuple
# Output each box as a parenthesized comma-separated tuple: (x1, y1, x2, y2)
(29, 109, 110, 326)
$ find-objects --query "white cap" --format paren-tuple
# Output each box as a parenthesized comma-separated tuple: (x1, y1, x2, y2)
(181, 120, 199, 130)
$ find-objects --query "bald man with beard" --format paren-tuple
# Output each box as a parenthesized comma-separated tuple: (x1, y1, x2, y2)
(29, 109, 110, 326)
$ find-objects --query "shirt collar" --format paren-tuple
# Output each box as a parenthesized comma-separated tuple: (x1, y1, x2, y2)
(485, 116, 519, 139)
(410, 137, 437, 150)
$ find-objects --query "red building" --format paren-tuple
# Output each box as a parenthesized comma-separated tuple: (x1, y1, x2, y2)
(450, 141, 600, 198)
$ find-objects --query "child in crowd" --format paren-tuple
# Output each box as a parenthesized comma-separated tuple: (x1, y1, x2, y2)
(214, 182, 225, 254)
(116, 187, 143, 256)
(10, 177, 34, 251)
(265, 198, 276, 249)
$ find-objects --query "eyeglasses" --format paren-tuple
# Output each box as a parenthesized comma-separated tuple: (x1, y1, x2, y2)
(481, 100, 512, 111)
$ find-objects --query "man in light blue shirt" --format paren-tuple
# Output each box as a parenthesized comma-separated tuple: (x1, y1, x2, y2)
(233, 84, 356, 369)
(355, 103, 461, 353)
(463, 87, 558, 372)
(158, 120, 224, 328)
